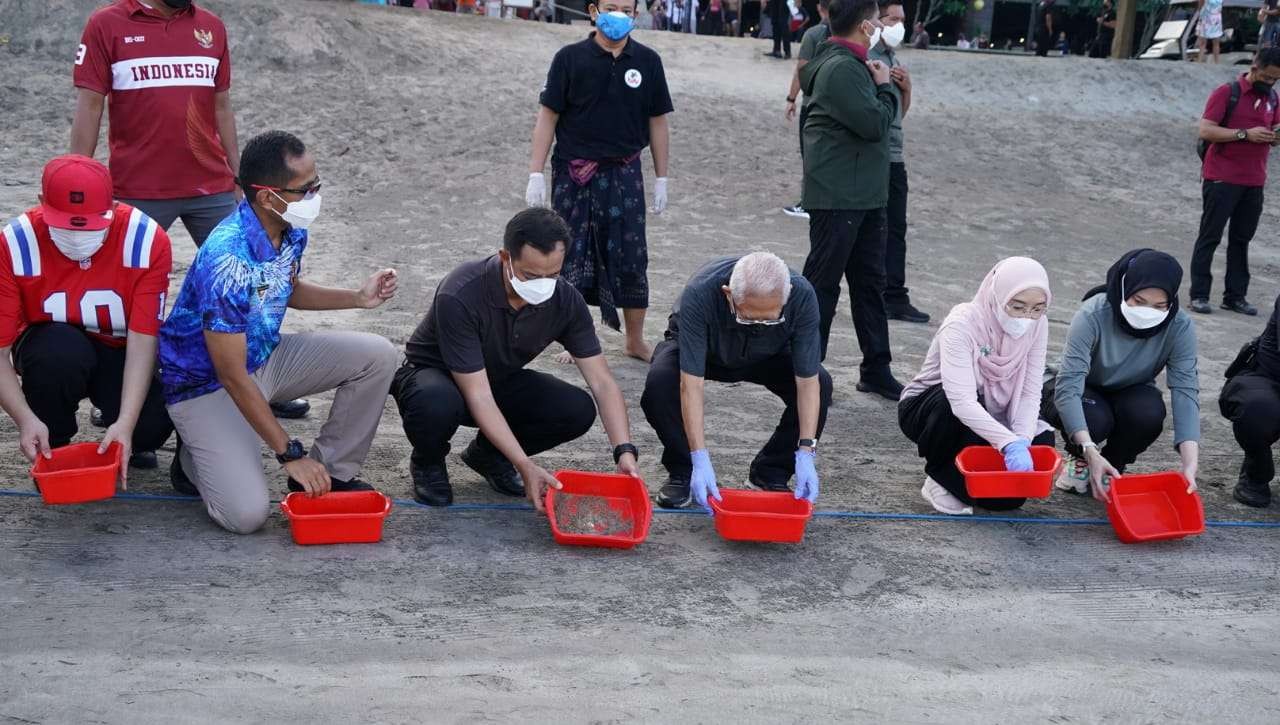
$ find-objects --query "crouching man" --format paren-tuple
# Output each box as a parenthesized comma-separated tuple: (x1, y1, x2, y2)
(392, 208, 639, 510)
(642, 253, 832, 512)
(158, 131, 400, 534)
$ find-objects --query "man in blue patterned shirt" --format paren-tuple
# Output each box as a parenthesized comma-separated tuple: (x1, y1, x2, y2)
(158, 130, 400, 534)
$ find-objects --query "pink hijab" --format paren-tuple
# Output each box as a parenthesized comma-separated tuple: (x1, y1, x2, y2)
(939, 256, 1052, 420)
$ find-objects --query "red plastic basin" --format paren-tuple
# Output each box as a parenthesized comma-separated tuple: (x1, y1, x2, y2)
(709, 489, 813, 544)
(280, 491, 392, 545)
(30, 442, 121, 505)
(547, 470, 652, 549)
(955, 445, 1063, 499)
(1106, 472, 1205, 544)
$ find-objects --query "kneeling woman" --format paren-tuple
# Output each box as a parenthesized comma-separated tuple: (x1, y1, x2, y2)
(1046, 249, 1200, 501)
(1219, 292, 1280, 508)
(900, 257, 1054, 515)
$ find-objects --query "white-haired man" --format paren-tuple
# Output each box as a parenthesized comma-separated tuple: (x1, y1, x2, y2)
(641, 253, 832, 512)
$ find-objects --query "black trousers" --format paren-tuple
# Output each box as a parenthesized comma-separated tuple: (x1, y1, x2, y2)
(797, 102, 810, 157)
(1190, 180, 1263, 303)
(640, 339, 833, 481)
(1220, 372, 1280, 485)
(1041, 383, 1166, 471)
(803, 208, 892, 375)
(13, 323, 171, 451)
(769, 1, 791, 55)
(392, 364, 597, 467)
(885, 162, 911, 308)
(899, 384, 1055, 509)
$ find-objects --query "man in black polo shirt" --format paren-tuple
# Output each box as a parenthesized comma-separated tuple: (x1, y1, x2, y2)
(525, 0, 674, 363)
(641, 253, 832, 512)
(392, 209, 640, 510)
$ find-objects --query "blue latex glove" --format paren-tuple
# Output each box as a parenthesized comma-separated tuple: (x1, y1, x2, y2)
(794, 449, 819, 503)
(1002, 438, 1034, 472)
(690, 449, 721, 514)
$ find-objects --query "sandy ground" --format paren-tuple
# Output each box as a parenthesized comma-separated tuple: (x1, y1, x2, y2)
(1, 0, 1279, 721)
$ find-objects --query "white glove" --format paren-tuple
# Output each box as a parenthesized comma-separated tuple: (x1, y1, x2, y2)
(652, 177, 668, 214)
(525, 172, 546, 207)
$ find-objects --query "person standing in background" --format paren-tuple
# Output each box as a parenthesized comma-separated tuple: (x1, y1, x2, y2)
(869, 0, 929, 325)
(783, 0, 831, 220)
(1198, 0, 1224, 64)
(1260, 0, 1280, 48)
(764, 0, 793, 58)
(526, 0, 674, 363)
(1090, 0, 1117, 58)
(1034, 0, 1056, 56)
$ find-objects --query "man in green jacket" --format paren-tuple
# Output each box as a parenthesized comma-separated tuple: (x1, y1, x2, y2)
(799, 0, 902, 400)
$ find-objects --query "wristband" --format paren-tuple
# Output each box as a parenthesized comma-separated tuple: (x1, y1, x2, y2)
(613, 442, 639, 464)
(786, 95, 797, 103)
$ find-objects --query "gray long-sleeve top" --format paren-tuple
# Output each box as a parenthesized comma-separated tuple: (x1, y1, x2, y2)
(1054, 295, 1201, 446)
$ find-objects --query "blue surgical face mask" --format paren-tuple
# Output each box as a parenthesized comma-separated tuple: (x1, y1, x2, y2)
(596, 10, 634, 41)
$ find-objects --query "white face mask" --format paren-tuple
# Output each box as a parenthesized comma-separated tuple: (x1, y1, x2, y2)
(271, 191, 322, 230)
(1120, 300, 1169, 330)
(508, 261, 557, 305)
(49, 227, 108, 262)
(865, 23, 883, 49)
(998, 309, 1034, 339)
(882, 22, 906, 48)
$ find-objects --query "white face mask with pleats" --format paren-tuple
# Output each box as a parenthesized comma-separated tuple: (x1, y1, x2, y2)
(508, 261, 556, 305)
(882, 23, 906, 48)
(49, 227, 108, 262)
(998, 308, 1034, 338)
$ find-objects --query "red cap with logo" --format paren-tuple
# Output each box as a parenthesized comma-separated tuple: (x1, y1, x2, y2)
(40, 155, 114, 231)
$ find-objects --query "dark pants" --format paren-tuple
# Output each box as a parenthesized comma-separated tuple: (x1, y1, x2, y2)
(797, 103, 810, 157)
(121, 192, 237, 248)
(769, 1, 791, 55)
(899, 384, 1055, 509)
(640, 339, 833, 481)
(1190, 180, 1263, 303)
(1035, 28, 1052, 56)
(13, 323, 172, 451)
(392, 364, 597, 467)
(885, 162, 912, 308)
(803, 208, 892, 376)
(1220, 372, 1280, 486)
(1042, 383, 1166, 471)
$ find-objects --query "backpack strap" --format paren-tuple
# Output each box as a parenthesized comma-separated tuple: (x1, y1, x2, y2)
(1221, 80, 1242, 127)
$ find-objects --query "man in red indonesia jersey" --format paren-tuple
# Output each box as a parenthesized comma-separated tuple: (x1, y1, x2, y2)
(0, 155, 173, 483)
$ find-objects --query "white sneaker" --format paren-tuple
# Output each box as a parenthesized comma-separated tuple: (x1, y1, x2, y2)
(1055, 452, 1091, 495)
(782, 205, 810, 219)
(921, 476, 973, 516)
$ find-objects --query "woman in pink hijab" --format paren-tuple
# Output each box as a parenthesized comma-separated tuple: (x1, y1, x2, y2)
(898, 257, 1054, 515)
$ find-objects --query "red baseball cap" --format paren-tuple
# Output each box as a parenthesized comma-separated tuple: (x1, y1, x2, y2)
(40, 155, 114, 231)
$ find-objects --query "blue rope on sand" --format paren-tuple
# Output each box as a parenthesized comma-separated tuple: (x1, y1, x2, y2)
(3, 487, 1278, 528)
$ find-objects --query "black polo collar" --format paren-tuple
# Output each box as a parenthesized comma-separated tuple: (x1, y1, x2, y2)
(587, 31, 634, 58)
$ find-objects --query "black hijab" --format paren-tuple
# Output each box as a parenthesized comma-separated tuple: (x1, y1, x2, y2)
(1082, 249, 1182, 339)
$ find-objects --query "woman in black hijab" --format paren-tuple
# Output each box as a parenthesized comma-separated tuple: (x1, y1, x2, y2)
(1043, 250, 1201, 502)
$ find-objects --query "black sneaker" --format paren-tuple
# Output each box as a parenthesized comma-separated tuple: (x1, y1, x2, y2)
(749, 469, 792, 493)
(782, 205, 810, 219)
(1234, 460, 1272, 508)
(1189, 298, 1212, 314)
(656, 475, 692, 509)
(286, 476, 376, 494)
(1221, 299, 1259, 316)
(411, 459, 453, 507)
(886, 303, 931, 324)
(129, 451, 158, 469)
(460, 440, 526, 497)
(90, 407, 106, 428)
(270, 398, 311, 419)
(169, 439, 199, 497)
(856, 373, 904, 401)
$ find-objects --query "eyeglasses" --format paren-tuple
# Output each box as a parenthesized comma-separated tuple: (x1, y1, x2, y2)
(1006, 302, 1047, 315)
(250, 179, 322, 198)
(730, 300, 785, 326)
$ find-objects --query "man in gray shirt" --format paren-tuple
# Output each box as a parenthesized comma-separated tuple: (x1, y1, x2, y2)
(868, 0, 929, 324)
(641, 253, 832, 511)
(783, 0, 831, 219)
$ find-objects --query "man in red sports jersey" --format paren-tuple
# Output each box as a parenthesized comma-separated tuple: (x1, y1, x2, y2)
(0, 156, 173, 485)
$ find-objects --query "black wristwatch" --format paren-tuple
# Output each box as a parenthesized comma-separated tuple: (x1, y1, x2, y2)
(798, 438, 819, 452)
(787, 95, 797, 103)
(276, 438, 307, 464)
(613, 442, 639, 464)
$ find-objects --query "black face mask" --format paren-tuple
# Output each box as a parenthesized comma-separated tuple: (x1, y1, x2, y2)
(1253, 79, 1275, 95)
(162, 0, 193, 9)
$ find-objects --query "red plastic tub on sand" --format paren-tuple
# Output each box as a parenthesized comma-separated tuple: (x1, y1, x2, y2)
(280, 491, 392, 545)
(709, 489, 813, 543)
(1106, 472, 1205, 544)
(955, 445, 1063, 499)
(31, 442, 121, 505)
(546, 470, 652, 549)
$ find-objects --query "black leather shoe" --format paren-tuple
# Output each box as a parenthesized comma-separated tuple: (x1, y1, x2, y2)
(749, 469, 792, 493)
(1222, 299, 1259, 316)
(1234, 481, 1271, 508)
(856, 373, 904, 401)
(887, 303, 931, 324)
(169, 439, 199, 497)
(270, 398, 311, 419)
(656, 475, 692, 509)
(411, 460, 453, 507)
(129, 451, 158, 469)
(286, 476, 376, 494)
(461, 440, 526, 497)
(1189, 298, 1212, 314)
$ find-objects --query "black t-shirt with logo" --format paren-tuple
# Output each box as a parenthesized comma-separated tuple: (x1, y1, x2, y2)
(539, 33, 675, 162)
